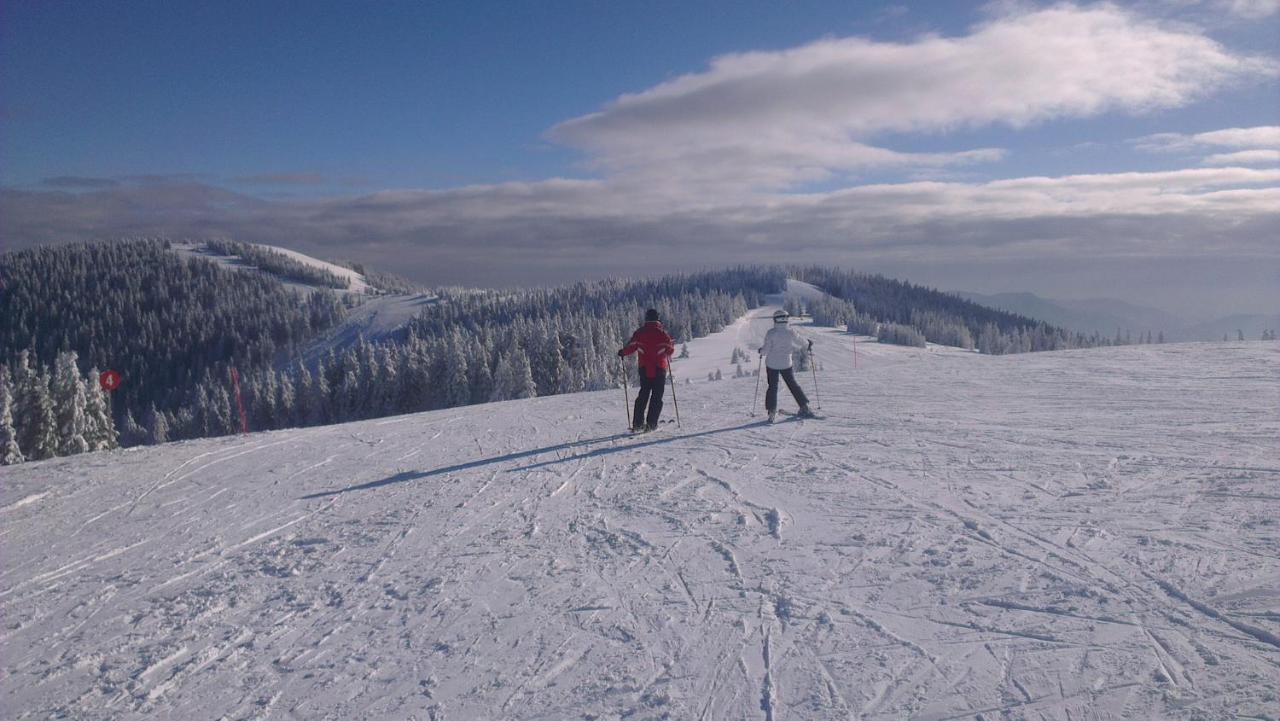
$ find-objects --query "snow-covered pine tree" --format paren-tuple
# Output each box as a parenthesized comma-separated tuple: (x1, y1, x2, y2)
(51, 352, 91, 456)
(211, 385, 234, 435)
(512, 352, 538, 400)
(20, 369, 59, 460)
(172, 405, 196, 442)
(10, 352, 32, 433)
(442, 334, 471, 408)
(277, 371, 297, 427)
(335, 349, 362, 422)
(119, 409, 146, 447)
(395, 342, 427, 414)
(255, 370, 280, 429)
(468, 338, 494, 404)
(309, 362, 331, 425)
(489, 353, 510, 403)
(536, 331, 565, 397)
(292, 363, 314, 426)
(373, 345, 397, 417)
(1, 370, 24, 465)
(354, 339, 377, 418)
(192, 384, 214, 437)
(83, 368, 118, 451)
(490, 351, 538, 402)
(145, 403, 168, 445)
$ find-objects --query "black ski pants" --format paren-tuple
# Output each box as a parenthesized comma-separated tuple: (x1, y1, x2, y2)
(765, 367, 808, 412)
(633, 368, 666, 429)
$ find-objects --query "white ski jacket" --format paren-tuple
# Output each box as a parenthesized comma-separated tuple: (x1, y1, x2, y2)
(760, 326, 809, 370)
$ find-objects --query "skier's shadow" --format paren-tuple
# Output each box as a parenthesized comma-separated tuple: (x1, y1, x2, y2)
(298, 421, 762, 498)
(505, 421, 763, 473)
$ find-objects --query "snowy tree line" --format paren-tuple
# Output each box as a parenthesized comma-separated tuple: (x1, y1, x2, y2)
(786, 266, 1111, 353)
(1, 239, 347, 442)
(12, 236, 1192, 457)
(120, 269, 778, 441)
(1, 351, 117, 465)
(327, 259, 421, 295)
(203, 239, 351, 290)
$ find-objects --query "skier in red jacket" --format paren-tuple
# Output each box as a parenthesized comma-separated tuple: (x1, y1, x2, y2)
(619, 308, 676, 432)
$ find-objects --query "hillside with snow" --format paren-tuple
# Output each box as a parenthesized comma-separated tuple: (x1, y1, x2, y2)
(172, 241, 373, 296)
(3, 314, 1277, 719)
(171, 240, 436, 365)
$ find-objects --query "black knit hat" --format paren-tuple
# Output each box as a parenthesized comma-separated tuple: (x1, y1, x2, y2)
(645, 308, 660, 322)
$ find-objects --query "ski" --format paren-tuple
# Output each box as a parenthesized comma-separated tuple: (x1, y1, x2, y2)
(628, 419, 676, 434)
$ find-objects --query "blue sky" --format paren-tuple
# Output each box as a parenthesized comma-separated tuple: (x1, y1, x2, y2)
(0, 1, 979, 190)
(1, 1, 1277, 316)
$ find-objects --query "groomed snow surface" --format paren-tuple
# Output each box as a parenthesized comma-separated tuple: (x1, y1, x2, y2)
(3, 323, 1278, 720)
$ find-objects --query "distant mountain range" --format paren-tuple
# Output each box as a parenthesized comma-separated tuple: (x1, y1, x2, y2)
(954, 291, 1277, 342)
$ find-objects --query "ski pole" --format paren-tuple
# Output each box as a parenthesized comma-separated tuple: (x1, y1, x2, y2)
(667, 363, 681, 428)
(621, 361, 631, 429)
(809, 346, 821, 410)
(751, 354, 762, 416)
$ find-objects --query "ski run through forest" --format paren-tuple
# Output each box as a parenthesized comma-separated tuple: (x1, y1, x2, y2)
(2, 301, 1277, 721)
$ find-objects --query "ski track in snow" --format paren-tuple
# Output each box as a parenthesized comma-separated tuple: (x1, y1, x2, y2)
(2, 322, 1278, 720)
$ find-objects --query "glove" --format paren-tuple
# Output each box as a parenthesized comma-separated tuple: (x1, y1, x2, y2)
(807, 339, 814, 349)
(617, 349, 626, 357)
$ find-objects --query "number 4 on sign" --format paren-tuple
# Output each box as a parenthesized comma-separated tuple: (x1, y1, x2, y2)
(99, 370, 121, 391)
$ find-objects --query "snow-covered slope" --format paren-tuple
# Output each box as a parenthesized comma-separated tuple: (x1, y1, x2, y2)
(171, 242, 372, 296)
(676, 291, 968, 386)
(3, 340, 1278, 720)
(253, 244, 373, 295)
(292, 292, 440, 368)
(171, 241, 434, 365)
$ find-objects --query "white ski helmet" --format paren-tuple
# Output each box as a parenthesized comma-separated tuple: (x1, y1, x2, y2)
(772, 310, 790, 323)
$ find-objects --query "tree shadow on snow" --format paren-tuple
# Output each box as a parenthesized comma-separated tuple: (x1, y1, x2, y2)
(298, 421, 763, 498)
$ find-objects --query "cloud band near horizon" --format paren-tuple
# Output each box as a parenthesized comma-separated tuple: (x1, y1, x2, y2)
(2, 4, 1277, 316)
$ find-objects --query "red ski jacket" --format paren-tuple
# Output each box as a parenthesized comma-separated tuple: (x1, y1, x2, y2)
(621, 321, 676, 378)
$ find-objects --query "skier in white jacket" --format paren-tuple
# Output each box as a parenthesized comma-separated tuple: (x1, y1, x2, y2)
(759, 310, 814, 422)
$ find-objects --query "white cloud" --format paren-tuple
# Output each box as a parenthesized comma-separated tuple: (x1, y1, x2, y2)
(1193, 126, 1280, 148)
(1138, 125, 1280, 151)
(1202, 149, 1280, 165)
(5, 5, 1276, 313)
(1133, 125, 1280, 163)
(550, 4, 1275, 191)
(1220, 0, 1280, 18)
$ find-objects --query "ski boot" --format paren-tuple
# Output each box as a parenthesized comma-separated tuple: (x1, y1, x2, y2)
(796, 405, 816, 419)
(767, 410, 777, 424)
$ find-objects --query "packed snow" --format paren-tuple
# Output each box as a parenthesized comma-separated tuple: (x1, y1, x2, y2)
(3, 330, 1278, 720)
(292, 293, 440, 369)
